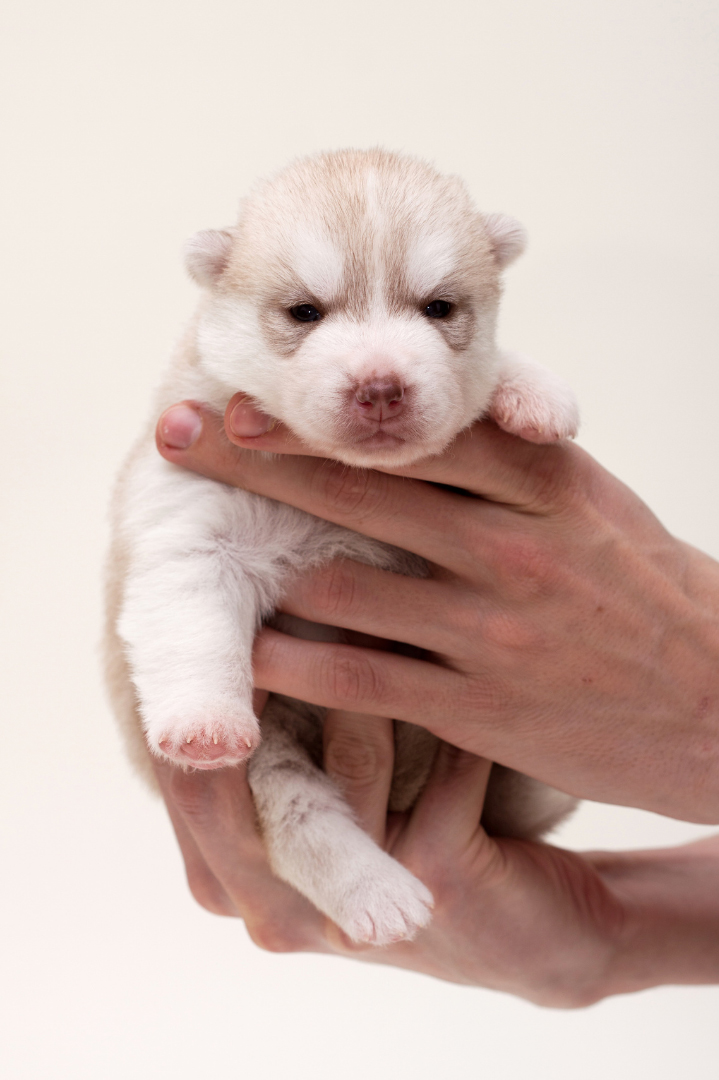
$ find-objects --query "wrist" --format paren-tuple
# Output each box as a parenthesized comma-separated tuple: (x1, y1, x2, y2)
(590, 837, 719, 999)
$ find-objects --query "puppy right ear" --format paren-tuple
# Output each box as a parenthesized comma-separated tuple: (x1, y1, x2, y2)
(183, 229, 234, 286)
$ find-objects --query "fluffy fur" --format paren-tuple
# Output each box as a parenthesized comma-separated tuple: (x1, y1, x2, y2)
(105, 149, 579, 945)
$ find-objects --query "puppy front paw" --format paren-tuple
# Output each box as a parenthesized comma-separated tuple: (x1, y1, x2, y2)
(489, 356, 579, 444)
(147, 707, 261, 770)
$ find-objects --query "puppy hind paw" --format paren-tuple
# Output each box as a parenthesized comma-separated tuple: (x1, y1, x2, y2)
(334, 860, 434, 947)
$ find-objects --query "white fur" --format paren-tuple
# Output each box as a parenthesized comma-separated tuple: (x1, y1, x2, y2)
(183, 229, 233, 286)
(482, 212, 528, 268)
(252, 701, 434, 945)
(290, 225, 345, 300)
(108, 150, 579, 944)
(491, 351, 580, 443)
(405, 230, 458, 296)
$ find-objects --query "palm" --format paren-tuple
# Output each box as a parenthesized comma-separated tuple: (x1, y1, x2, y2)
(317, 744, 625, 1006)
(385, 829, 619, 1004)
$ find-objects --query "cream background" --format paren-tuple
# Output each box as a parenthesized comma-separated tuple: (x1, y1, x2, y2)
(2, 1, 719, 1076)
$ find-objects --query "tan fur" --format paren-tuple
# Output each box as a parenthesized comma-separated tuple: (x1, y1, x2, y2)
(223, 150, 498, 357)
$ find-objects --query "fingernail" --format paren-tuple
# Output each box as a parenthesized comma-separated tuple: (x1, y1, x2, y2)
(229, 400, 274, 438)
(159, 404, 203, 449)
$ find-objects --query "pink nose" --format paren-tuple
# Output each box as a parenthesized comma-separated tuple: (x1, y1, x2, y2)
(354, 378, 405, 421)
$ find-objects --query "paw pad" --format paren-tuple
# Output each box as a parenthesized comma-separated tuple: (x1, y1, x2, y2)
(151, 712, 260, 770)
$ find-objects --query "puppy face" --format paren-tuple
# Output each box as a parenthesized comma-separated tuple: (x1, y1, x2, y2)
(188, 150, 526, 467)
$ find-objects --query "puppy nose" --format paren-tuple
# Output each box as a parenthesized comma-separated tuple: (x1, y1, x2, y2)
(354, 378, 404, 421)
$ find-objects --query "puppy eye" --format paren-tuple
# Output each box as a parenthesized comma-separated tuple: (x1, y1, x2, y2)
(424, 300, 452, 319)
(289, 303, 322, 323)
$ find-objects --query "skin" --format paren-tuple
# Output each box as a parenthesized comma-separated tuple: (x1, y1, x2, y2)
(149, 395, 719, 1002)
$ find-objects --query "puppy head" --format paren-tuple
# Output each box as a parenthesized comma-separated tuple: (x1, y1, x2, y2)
(187, 150, 526, 467)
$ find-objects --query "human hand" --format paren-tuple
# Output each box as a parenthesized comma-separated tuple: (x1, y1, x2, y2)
(156, 397, 719, 823)
(155, 704, 719, 1004)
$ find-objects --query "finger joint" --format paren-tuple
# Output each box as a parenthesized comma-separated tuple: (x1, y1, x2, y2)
(321, 649, 385, 709)
(324, 726, 393, 788)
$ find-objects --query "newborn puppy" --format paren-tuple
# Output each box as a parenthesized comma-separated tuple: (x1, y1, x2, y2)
(105, 149, 579, 945)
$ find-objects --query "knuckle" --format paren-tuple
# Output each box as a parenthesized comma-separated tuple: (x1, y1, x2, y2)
(324, 729, 392, 787)
(447, 593, 485, 644)
(168, 769, 216, 828)
(481, 609, 541, 653)
(322, 650, 383, 708)
(314, 462, 387, 521)
(185, 865, 235, 917)
(245, 918, 304, 954)
(312, 561, 359, 621)
(443, 509, 484, 567)
(324, 919, 376, 954)
(453, 672, 513, 724)
(497, 534, 560, 594)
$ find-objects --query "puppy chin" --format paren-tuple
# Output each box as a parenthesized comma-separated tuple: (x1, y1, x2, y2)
(323, 431, 456, 469)
(286, 410, 465, 468)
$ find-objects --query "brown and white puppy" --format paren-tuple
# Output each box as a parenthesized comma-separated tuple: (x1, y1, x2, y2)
(105, 149, 579, 945)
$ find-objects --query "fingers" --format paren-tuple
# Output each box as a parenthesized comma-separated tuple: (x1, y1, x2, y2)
(156, 759, 329, 952)
(252, 628, 492, 752)
(222, 392, 583, 512)
(154, 760, 238, 917)
(402, 743, 493, 856)
(157, 401, 494, 576)
(385, 424, 585, 514)
(279, 560, 475, 655)
(254, 627, 452, 723)
(323, 710, 394, 845)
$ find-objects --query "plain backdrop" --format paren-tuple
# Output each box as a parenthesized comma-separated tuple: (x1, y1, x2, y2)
(2, 1, 719, 1077)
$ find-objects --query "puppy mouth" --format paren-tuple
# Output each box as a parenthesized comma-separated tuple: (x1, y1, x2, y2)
(353, 429, 407, 450)
(315, 415, 444, 466)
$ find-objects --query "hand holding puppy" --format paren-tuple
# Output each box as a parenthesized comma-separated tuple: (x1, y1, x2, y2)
(154, 397, 719, 1001)
(111, 148, 719, 980)
(158, 395, 719, 825)
(155, 702, 719, 1005)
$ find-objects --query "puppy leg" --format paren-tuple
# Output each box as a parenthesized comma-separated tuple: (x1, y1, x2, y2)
(249, 703, 434, 946)
(489, 350, 579, 443)
(117, 464, 265, 769)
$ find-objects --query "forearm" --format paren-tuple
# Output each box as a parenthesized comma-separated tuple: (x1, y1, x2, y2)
(595, 835, 719, 998)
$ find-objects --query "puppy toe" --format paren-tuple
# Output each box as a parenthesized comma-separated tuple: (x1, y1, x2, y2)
(151, 709, 261, 769)
(337, 861, 434, 947)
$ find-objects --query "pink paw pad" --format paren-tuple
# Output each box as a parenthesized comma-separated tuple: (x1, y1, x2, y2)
(504, 423, 564, 444)
(155, 719, 260, 770)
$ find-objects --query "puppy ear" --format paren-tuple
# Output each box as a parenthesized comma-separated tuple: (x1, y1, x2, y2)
(183, 229, 234, 286)
(483, 213, 527, 269)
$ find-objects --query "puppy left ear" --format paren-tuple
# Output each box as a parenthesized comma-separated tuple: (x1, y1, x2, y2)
(183, 229, 234, 286)
(483, 213, 527, 269)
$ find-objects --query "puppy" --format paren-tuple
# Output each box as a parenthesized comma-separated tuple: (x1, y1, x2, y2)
(105, 149, 579, 945)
